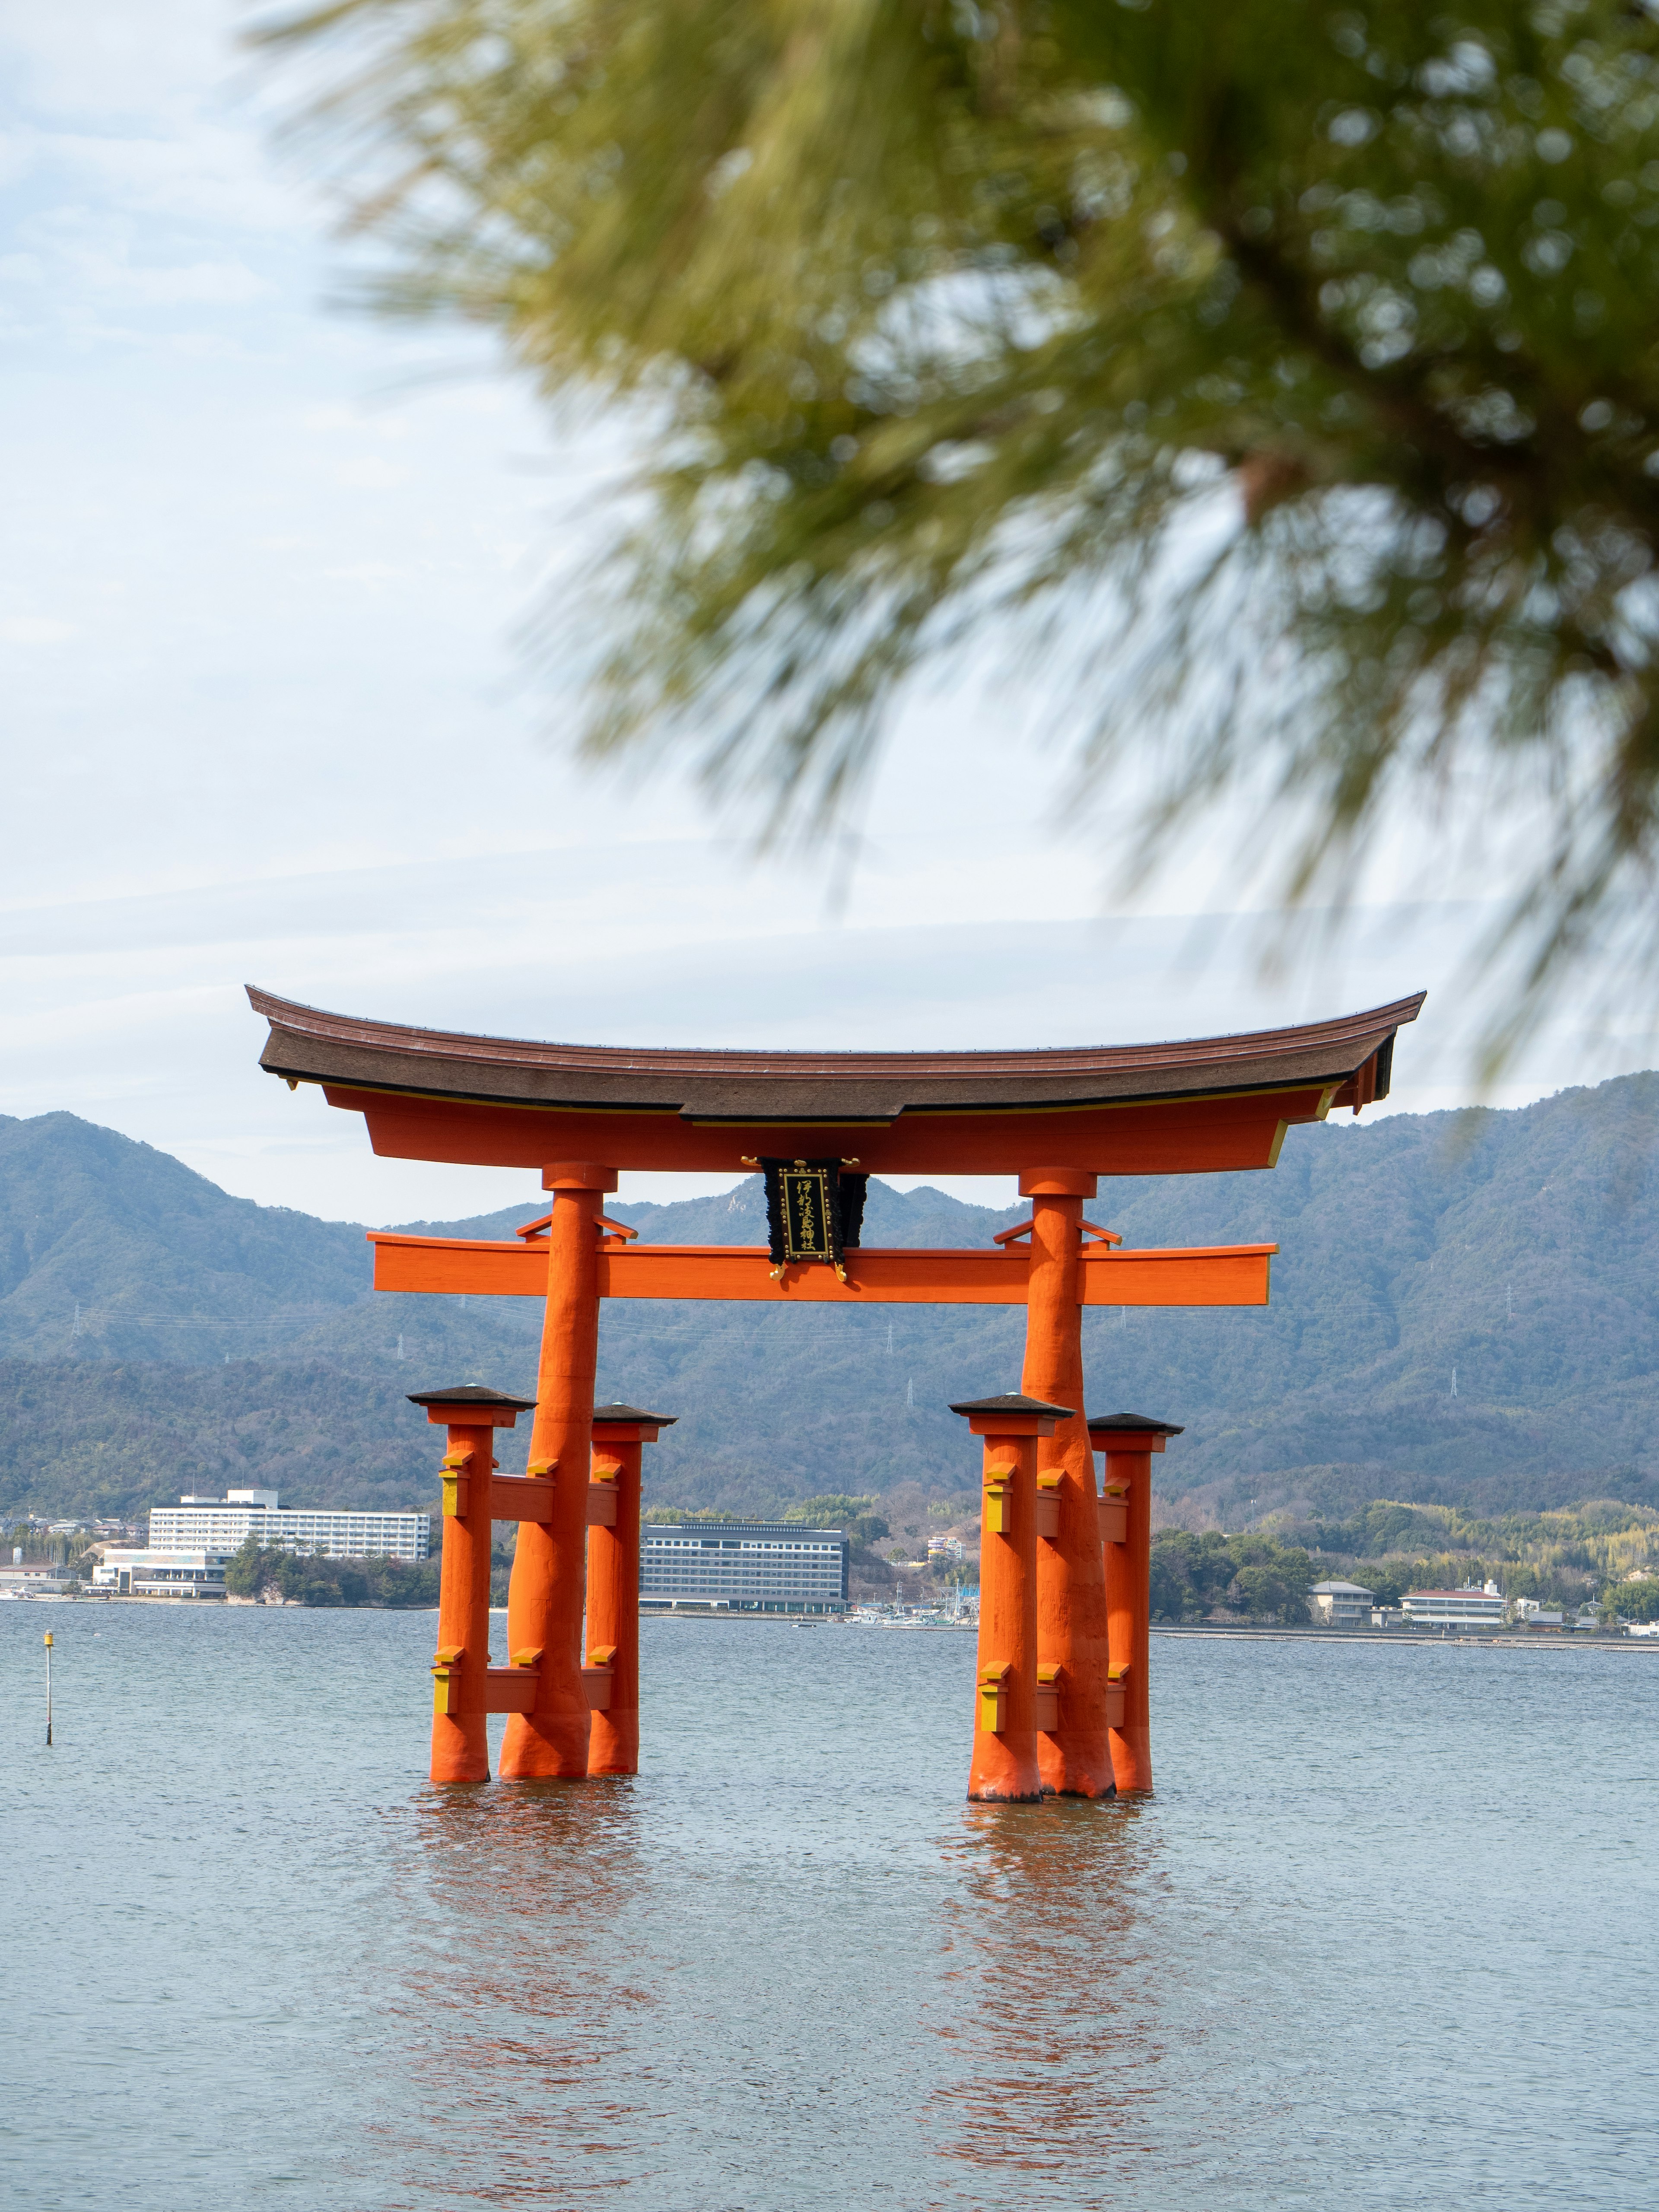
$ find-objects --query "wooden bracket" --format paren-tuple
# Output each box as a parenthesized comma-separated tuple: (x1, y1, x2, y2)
(982, 1471, 1014, 1536)
(1035, 1661, 1062, 1732)
(992, 1216, 1121, 1248)
(1106, 1663, 1129, 1730)
(581, 1660, 615, 1712)
(586, 1478, 619, 1528)
(481, 1666, 539, 1716)
(431, 1647, 464, 1717)
(490, 1475, 557, 1522)
(977, 1662, 1011, 1733)
(1098, 1485, 1128, 1545)
(1035, 1471, 1062, 1541)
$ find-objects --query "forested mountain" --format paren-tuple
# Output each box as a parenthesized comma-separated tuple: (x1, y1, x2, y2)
(2, 1074, 1657, 1523)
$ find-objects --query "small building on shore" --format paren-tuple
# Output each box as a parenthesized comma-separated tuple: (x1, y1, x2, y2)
(1402, 1582, 1504, 1629)
(92, 1545, 233, 1599)
(1308, 1580, 1374, 1626)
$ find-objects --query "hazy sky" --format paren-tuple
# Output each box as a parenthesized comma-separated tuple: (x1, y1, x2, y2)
(5, 2, 1656, 1227)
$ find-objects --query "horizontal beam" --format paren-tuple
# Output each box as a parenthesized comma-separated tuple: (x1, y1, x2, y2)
(369, 1236, 1275, 1308)
(348, 1088, 1313, 1176)
(442, 1475, 557, 1521)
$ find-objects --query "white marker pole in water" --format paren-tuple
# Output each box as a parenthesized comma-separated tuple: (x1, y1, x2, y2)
(44, 1630, 53, 1747)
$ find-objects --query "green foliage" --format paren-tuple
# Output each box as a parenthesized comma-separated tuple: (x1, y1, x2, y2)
(1618, 1576, 1659, 1621)
(1291, 1491, 1659, 1609)
(785, 1494, 889, 1544)
(269, 0, 1659, 1014)
(1150, 1531, 1312, 1621)
(222, 1535, 440, 1607)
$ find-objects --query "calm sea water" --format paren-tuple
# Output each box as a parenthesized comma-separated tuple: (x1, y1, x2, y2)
(3, 1605, 1655, 2210)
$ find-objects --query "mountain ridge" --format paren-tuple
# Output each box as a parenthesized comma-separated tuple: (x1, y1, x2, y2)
(1, 1076, 1656, 1521)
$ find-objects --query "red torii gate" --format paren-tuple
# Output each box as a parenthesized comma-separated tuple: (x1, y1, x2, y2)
(249, 985, 1422, 1801)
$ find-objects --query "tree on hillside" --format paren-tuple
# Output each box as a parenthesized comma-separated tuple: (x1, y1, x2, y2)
(271, 0, 1659, 1034)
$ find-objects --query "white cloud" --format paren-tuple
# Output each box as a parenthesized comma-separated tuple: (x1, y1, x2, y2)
(0, 616, 75, 644)
(0, 0, 1642, 1232)
(335, 456, 412, 489)
(83, 251, 272, 304)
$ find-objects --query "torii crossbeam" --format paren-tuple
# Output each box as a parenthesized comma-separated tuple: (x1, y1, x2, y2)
(249, 986, 1422, 1801)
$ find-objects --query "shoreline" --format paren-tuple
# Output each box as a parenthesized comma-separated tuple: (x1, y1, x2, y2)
(18, 1596, 1655, 1650)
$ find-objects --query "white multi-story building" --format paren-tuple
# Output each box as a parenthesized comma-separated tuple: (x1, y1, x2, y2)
(1308, 1579, 1375, 1625)
(92, 1545, 235, 1598)
(641, 1523, 848, 1614)
(1402, 1582, 1505, 1629)
(144, 1489, 429, 1562)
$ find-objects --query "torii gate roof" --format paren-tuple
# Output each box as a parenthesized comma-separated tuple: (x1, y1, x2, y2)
(247, 986, 1423, 1177)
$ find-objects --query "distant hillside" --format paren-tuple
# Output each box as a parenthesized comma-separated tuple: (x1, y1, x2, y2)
(1, 1077, 1657, 1521)
(0, 1112, 367, 1362)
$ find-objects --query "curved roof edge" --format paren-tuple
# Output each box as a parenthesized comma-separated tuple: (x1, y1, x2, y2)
(247, 986, 1424, 1120)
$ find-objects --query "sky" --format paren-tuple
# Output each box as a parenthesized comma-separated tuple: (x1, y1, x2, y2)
(4, 2, 1657, 1228)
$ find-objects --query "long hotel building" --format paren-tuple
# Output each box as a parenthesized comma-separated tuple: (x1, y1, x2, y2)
(147, 1489, 430, 1560)
(93, 1488, 431, 1597)
(640, 1523, 849, 1614)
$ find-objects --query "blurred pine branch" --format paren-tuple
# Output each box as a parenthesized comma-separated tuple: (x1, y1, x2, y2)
(260, 0, 1659, 1037)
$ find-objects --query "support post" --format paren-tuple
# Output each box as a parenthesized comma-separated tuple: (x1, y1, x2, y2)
(1088, 1413, 1183, 1795)
(1019, 1168, 1115, 1799)
(408, 1384, 536, 1784)
(950, 1392, 1073, 1803)
(585, 1402, 676, 1777)
(499, 1162, 617, 1780)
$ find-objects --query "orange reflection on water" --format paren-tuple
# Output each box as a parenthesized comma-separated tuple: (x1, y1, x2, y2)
(927, 1796, 1170, 2196)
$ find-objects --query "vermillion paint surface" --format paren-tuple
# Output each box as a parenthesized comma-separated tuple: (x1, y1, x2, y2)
(585, 1437, 641, 1777)
(967, 1427, 1042, 1802)
(252, 988, 1421, 1799)
(1101, 1441, 1158, 1792)
(499, 1170, 607, 1779)
(1021, 1185, 1115, 1799)
(430, 1417, 493, 1784)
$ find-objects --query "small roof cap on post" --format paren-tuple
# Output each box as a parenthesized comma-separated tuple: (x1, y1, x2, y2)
(407, 1384, 537, 1427)
(949, 1392, 1077, 1420)
(950, 1391, 1075, 1437)
(1085, 1411, 1184, 1435)
(591, 1402, 677, 1427)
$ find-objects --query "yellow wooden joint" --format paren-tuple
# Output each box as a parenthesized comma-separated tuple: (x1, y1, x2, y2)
(526, 1458, 557, 1478)
(1037, 1662, 1062, 1685)
(1036, 1472, 1062, 1492)
(587, 1644, 617, 1667)
(509, 1647, 543, 1669)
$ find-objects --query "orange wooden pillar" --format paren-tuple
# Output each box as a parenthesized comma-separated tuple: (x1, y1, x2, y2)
(585, 1402, 675, 1777)
(1018, 1167, 1115, 1799)
(499, 1160, 616, 1780)
(411, 1384, 536, 1784)
(1089, 1412, 1182, 1794)
(951, 1392, 1073, 1803)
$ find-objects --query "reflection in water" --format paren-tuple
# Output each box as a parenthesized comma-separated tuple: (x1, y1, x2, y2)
(933, 1799, 1168, 2194)
(12, 1609, 1653, 2212)
(372, 1783, 661, 2204)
